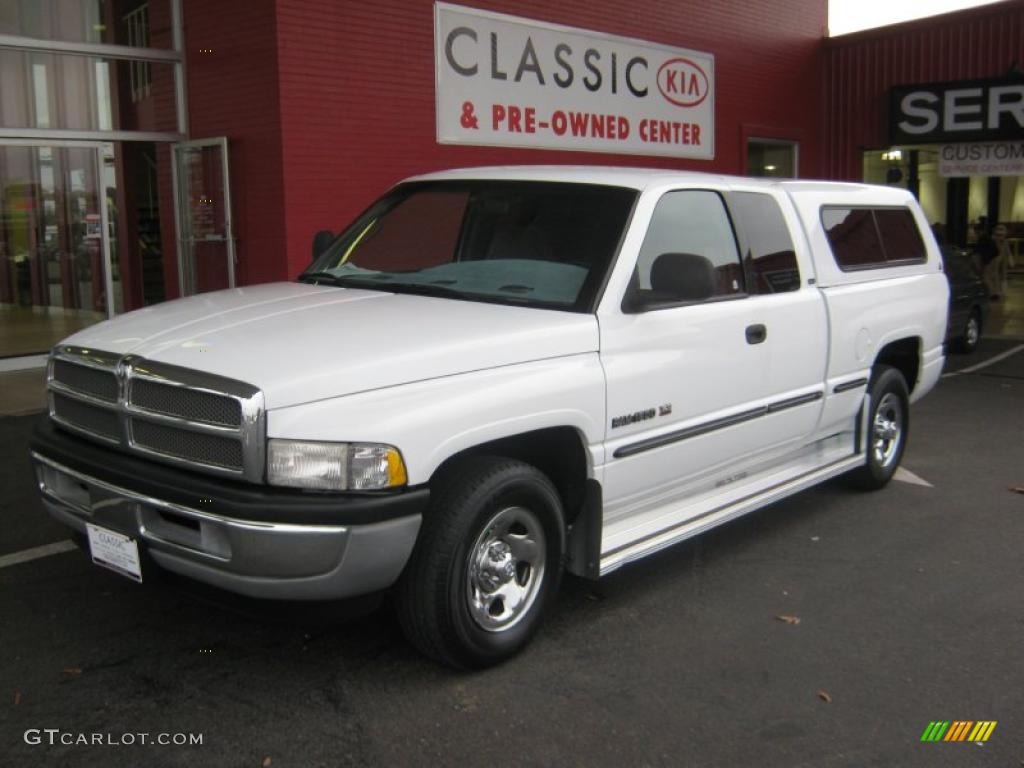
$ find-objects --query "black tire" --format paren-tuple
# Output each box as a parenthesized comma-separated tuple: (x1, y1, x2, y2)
(846, 365, 909, 490)
(395, 456, 565, 669)
(952, 308, 982, 354)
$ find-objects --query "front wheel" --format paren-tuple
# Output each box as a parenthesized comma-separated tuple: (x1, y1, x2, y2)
(846, 365, 910, 490)
(395, 457, 565, 669)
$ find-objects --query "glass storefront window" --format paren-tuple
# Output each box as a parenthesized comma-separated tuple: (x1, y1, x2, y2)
(864, 147, 1023, 255)
(0, 143, 117, 356)
(0, 1, 181, 360)
(747, 140, 798, 178)
(0, 0, 171, 48)
(0, 50, 177, 133)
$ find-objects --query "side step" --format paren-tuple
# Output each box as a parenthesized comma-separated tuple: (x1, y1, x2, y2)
(599, 453, 863, 576)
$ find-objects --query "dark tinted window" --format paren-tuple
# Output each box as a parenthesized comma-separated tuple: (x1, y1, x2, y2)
(822, 208, 885, 268)
(731, 192, 800, 293)
(302, 181, 637, 313)
(875, 209, 926, 263)
(822, 207, 927, 270)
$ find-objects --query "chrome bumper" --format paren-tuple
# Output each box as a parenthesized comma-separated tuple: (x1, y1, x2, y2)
(31, 452, 421, 600)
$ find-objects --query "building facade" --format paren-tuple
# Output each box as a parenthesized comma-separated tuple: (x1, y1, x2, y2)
(825, 1, 1024, 248)
(2, 0, 1021, 362)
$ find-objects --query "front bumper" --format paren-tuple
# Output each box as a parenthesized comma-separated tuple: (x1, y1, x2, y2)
(30, 418, 427, 600)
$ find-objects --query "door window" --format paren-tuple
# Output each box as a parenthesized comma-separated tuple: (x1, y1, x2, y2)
(626, 190, 743, 308)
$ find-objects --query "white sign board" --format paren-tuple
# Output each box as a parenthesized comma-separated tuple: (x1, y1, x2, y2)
(87, 524, 142, 582)
(939, 142, 1024, 177)
(435, 2, 715, 160)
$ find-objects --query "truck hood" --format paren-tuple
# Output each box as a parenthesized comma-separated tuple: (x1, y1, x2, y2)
(61, 283, 599, 409)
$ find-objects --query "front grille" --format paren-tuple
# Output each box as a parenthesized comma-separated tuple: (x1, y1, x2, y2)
(46, 347, 263, 482)
(52, 359, 118, 402)
(130, 379, 241, 427)
(130, 419, 244, 470)
(52, 392, 120, 440)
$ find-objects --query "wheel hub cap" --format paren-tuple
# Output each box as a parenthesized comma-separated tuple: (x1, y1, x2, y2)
(872, 392, 903, 468)
(466, 506, 547, 633)
(474, 541, 517, 592)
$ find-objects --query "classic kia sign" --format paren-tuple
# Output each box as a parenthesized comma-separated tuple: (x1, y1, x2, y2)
(435, 2, 715, 159)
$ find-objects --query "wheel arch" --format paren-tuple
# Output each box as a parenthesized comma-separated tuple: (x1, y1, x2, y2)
(873, 336, 921, 394)
(432, 426, 591, 525)
(430, 426, 603, 579)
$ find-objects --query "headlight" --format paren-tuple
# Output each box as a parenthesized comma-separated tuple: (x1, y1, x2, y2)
(267, 440, 407, 491)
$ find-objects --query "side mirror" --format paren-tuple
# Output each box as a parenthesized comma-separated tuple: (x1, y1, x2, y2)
(311, 230, 335, 260)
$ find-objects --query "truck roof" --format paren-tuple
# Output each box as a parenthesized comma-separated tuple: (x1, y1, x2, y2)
(406, 165, 907, 200)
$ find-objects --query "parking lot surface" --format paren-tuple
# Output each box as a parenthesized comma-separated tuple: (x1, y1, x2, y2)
(1, 341, 1022, 767)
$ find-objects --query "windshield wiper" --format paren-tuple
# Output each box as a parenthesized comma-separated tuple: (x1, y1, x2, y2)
(298, 273, 470, 300)
(296, 271, 343, 285)
(374, 282, 471, 300)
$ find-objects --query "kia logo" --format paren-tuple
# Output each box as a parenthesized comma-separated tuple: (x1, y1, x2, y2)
(657, 58, 709, 108)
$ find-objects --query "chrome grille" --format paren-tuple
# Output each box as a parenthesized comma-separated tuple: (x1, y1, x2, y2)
(52, 392, 120, 440)
(46, 346, 264, 482)
(129, 379, 241, 427)
(52, 359, 118, 402)
(131, 420, 244, 470)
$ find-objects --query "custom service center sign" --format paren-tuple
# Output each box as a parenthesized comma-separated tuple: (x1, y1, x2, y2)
(435, 2, 715, 159)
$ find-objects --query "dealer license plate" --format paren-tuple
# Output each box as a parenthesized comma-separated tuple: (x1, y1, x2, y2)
(86, 524, 142, 583)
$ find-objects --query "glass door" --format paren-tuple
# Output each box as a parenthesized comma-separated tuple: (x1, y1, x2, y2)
(0, 142, 114, 357)
(172, 137, 235, 295)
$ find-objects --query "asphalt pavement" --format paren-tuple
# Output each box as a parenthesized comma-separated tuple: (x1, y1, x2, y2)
(1, 340, 1022, 767)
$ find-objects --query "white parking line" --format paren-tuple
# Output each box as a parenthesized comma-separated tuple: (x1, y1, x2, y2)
(0, 540, 77, 570)
(894, 467, 933, 487)
(942, 343, 1024, 378)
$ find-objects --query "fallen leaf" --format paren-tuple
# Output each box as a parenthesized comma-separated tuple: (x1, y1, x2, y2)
(775, 615, 801, 625)
(1009, 486, 1024, 495)
(817, 689, 832, 703)
(62, 668, 82, 677)
(262, 757, 272, 768)
(13, 690, 21, 706)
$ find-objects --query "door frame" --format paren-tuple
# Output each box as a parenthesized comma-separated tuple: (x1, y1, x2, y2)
(0, 138, 116, 319)
(171, 136, 235, 296)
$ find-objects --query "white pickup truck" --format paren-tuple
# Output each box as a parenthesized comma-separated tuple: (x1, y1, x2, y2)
(32, 166, 948, 668)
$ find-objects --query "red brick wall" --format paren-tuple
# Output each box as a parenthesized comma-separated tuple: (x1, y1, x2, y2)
(825, 0, 1024, 180)
(274, 0, 827, 279)
(179, 0, 288, 291)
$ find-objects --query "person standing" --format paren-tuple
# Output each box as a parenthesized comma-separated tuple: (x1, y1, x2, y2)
(988, 224, 1011, 300)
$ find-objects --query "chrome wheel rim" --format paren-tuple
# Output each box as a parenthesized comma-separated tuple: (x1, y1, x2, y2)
(965, 316, 980, 347)
(466, 506, 546, 633)
(872, 392, 903, 468)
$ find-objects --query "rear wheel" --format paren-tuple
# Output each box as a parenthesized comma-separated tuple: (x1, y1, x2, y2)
(396, 457, 564, 669)
(847, 365, 909, 490)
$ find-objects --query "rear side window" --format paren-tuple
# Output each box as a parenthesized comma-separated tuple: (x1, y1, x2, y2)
(730, 192, 800, 293)
(874, 209, 927, 263)
(822, 207, 926, 270)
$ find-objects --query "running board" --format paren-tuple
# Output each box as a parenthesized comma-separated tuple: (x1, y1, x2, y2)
(599, 453, 863, 576)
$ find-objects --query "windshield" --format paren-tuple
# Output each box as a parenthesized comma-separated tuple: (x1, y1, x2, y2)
(300, 180, 637, 312)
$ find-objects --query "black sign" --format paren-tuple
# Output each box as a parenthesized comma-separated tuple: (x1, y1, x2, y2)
(889, 77, 1024, 144)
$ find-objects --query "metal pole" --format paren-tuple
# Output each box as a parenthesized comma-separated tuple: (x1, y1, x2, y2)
(220, 137, 236, 288)
(171, 0, 188, 137)
(170, 143, 189, 296)
(98, 144, 116, 318)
